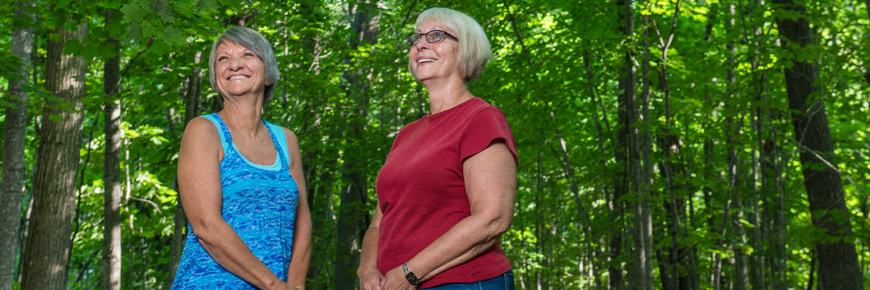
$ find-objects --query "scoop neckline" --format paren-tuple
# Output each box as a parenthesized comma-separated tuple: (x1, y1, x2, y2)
(424, 97, 480, 120)
(212, 113, 283, 171)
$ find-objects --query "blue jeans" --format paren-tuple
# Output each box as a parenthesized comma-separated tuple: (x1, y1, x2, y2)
(424, 270, 515, 290)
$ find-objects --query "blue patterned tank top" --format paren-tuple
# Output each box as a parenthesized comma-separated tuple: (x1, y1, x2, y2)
(172, 113, 299, 289)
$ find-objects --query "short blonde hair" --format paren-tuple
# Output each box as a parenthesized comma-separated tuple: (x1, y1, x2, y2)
(409, 8, 491, 82)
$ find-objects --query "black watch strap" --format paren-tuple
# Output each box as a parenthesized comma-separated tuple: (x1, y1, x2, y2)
(403, 263, 421, 285)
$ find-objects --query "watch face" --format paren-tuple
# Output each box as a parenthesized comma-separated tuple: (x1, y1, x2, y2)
(405, 272, 418, 284)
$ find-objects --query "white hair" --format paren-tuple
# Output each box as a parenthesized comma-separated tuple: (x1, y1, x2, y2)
(409, 8, 492, 81)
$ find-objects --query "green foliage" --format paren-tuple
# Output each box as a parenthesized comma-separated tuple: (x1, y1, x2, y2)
(2, 0, 869, 289)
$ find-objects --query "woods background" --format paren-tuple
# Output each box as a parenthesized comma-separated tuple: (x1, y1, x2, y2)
(0, 0, 869, 289)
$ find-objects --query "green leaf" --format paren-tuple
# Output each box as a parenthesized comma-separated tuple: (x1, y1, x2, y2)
(141, 21, 160, 39)
(62, 39, 84, 56)
(195, 0, 220, 13)
(56, 0, 72, 10)
(120, 3, 145, 23)
(155, 1, 176, 23)
(125, 22, 142, 43)
(161, 26, 186, 47)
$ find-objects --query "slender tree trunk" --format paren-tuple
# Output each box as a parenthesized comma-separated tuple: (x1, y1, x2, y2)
(101, 8, 122, 290)
(581, 46, 611, 290)
(549, 113, 601, 290)
(21, 21, 88, 290)
(865, 0, 870, 25)
(613, 2, 630, 289)
(652, 2, 691, 288)
(734, 2, 769, 287)
(622, 0, 652, 289)
(639, 9, 658, 290)
(629, 65, 654, 288)
(702, 5, 719, 290)
(335, 2, 379, 289)
(306, 164, 333, 290)
(0, 3, 34, 290)
(773, 0, 864, 288)
(166, 50, 203, 288)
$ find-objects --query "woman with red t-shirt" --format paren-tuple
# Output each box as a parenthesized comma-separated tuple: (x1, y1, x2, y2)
(357, 7, 518, 290)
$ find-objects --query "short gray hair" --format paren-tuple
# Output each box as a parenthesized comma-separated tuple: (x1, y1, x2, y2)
(409, 8, 492, 82)
(208, 26, 280, 105)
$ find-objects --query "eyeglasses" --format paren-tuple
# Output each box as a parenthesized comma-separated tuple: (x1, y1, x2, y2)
(406, 30, 459, 46)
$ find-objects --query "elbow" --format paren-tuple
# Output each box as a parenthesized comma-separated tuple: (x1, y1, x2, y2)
(190, 218, 221, 246)
(485, 215, 513, 238)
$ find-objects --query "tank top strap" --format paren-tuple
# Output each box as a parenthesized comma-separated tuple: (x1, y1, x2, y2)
(263, 119, 290, 171)
(202, 113, 233, 154)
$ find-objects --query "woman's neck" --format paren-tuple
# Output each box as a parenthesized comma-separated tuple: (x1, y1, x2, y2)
(424, 78, 472, 114)
(218, 96, 265, 137)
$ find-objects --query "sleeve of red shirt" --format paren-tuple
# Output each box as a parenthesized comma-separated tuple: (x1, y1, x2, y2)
(459, 107, 518, 165)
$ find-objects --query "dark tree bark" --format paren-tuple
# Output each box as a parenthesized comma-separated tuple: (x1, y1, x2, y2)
(166, 50, 203, 288)
(726, 6, 749, 290)
(0, 3, 34, 290)
(612, 2, 630, 289)
(620, 0, 653, 288)
(21, 22, 88, 290)
(335, 2, 380, 288)
(773, 0, 864, 289)
(102, 9, 122, 290)
(865, 0, 870, 29)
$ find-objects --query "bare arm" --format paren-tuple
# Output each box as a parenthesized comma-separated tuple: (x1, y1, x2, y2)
(178, 117, 297, 290)
(283, 128, 312, 289)
(381, 140, 517, 289)
(358, 203, 385, 290)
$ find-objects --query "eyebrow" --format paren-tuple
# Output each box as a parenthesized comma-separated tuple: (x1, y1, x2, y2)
(416, 26, 445, 33)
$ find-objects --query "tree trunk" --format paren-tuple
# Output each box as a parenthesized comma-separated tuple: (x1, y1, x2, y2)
(101, 9, 122, 290)
(549, 113, 601, 289)
(335, 2, 380, 289)
(306, 163, 334, 290)
(0, 3, 34, 290)
(621, 0, 653, 289)
(726, 5, 749, 287)
(21, 21, 88, 290)
(865, 0, 870, 24)
(773, 0, 864, 288)
(701, 5, 719, 290)
(612, 2, 629, 289)
(166, 50, 203, 288)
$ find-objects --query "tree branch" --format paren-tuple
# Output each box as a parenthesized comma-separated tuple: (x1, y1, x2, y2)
(399, 0, 418, 28)
(502, 0, 531, 67)
(770, 126, 869, 200)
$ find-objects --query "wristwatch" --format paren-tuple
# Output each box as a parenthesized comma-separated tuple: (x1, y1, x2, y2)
(402, 263, 421, 285)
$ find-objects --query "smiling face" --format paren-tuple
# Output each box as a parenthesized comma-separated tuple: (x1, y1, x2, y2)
(213, 41, 267, 99)
(410, 22, 461, 84)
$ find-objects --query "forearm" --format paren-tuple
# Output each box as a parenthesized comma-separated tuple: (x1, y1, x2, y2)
(196, 220, 284, 290)
(358, 224, 381, 276)
(406, 214, 505, 281)
(287, 213, 312, 288)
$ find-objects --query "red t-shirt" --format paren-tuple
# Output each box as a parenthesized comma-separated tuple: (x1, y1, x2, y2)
(375, 97, 518, 288)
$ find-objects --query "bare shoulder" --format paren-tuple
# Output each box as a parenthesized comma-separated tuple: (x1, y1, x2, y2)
(180, 117, 222, 157)
(279, 126, 299, 146)
(278, 127, 303, 170)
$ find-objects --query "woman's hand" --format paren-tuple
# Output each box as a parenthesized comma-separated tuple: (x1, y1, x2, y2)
(359, 269, 385, 290)
(358, 202, 384, 289)
(380, 266, 418, 290)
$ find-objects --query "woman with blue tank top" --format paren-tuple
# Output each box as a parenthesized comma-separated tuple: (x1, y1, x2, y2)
(172, 26, 311, 290)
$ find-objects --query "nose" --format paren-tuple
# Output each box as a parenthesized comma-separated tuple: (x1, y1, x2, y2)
(228, 58, 243, 70)
(413, 39, 430, 51)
